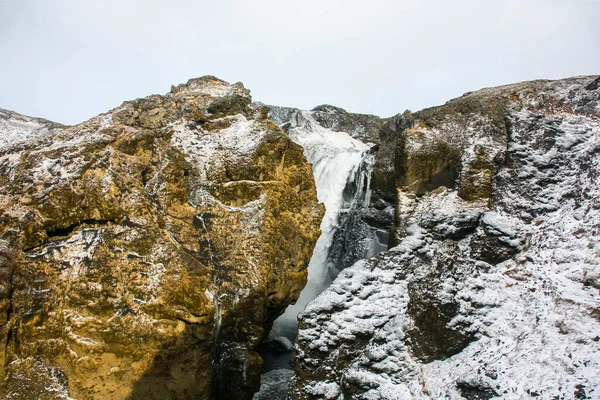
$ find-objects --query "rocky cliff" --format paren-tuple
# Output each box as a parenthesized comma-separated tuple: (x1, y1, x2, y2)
(1, 75, 599, 400)
(291, 76, 600, 399)
(0, 77, 323, 399)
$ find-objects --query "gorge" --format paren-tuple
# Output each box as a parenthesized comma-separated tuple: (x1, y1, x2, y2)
(269, 106, 379, 341)
(0, 75, 599, 400)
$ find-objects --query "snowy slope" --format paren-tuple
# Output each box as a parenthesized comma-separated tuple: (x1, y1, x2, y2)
(0, 108, 64, 149)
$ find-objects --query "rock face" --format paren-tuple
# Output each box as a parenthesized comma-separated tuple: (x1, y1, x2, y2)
(0, 77, 323, 399)
(291, 76, 600, 399)
(0, 108, 66, 149)
(267, 104, 381, 145)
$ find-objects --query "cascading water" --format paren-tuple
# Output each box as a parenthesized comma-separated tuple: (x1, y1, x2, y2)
(254, 108, 386, 399)
(270, 110, 372, 341)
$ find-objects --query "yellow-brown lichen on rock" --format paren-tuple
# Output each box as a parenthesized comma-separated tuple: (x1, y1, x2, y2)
(396, 120, 464, 196)
(0, 76, 323, 399)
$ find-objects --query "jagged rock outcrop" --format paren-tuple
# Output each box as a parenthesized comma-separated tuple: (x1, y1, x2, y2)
(0, 108, 66, 149)
(0, 77, 323, 399)
(266, 104, 381, 146)
(291, 76, 600, 399)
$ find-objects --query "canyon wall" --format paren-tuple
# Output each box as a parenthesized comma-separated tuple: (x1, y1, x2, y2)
(1, 75, 599, 400)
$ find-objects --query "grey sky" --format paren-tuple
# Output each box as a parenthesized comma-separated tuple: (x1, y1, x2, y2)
(1, 0, 599, 125)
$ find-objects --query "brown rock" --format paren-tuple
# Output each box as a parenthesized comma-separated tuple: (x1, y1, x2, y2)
(0, 77, 323, 399)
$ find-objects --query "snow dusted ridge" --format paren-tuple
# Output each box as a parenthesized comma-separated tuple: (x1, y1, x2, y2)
(1, 74, 599, 400)
(0, 108, 65, 149)
(291, 76, 600, 399)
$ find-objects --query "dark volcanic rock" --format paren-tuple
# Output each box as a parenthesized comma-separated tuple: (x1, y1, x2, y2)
(309, 104, 381, 144)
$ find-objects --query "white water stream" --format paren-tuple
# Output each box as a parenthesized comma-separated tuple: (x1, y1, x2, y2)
(271, 111, 371, 340)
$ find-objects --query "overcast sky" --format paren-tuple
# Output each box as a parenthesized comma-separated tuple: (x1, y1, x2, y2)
(1, 0, 599, 125)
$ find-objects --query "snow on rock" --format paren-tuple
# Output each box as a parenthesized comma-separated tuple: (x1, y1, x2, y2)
(291, 76, 600, 400)
(0, 108, 65, 149)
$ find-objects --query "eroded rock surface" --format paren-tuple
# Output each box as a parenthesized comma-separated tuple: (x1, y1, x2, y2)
(0, 77, 323, 399)
(2, 74, 599, 400)
(292, 76, 600, 399)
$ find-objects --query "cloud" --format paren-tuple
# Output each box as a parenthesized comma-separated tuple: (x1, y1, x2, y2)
(0, 0, 598, 124)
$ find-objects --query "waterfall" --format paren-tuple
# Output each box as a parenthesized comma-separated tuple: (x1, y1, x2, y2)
(270, 111, 373, 341)
(254, 108, 384, 399)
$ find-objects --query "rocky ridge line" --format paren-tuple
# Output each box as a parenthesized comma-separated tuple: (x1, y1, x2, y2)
(0, 108, 66, 149)
(1, 75, 598, 400)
